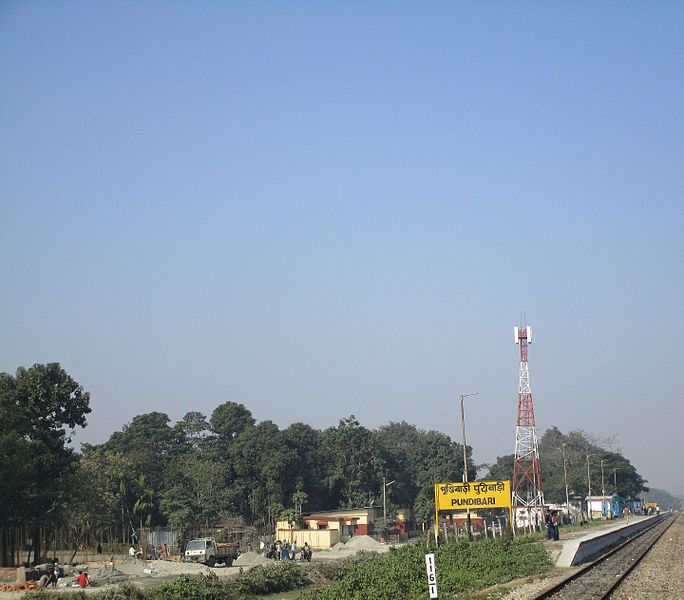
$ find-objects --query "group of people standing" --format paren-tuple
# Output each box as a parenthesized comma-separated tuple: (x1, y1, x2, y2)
(545, 510, 560, 540)
(264, 539, 312, 561)
(128, 543, 171, 561)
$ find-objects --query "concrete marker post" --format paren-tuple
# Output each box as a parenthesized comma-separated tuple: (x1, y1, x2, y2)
(425, 552, 438, 599)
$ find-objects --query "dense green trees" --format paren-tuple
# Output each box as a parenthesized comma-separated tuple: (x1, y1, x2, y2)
(71, 445, 136, 544)
(80, 411, 651, 544)
(376, 421, 473, 523)
(79, 408, 477, 539)
(0, 363, 91, 565)
(210, 402, 255, 440)
(321, 416, 389, 509)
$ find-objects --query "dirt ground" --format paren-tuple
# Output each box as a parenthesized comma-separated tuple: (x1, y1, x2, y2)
(0, 535, 392, 598)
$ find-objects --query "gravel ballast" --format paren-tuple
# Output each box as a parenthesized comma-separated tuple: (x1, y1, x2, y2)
(611, 512, 684, 599)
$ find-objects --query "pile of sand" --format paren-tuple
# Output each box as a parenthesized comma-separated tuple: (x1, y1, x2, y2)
(114, 562, 149, 577)
(344, 535, 385, 550)
(330, 542, 347, 553)
(234, 551, 258, 566)
(251, 554, 269, 566)
(114, 559, 210, 577)
(234, 552, 270, 567)
(147, 559, 210, 576)
(87, 565, 130, 585)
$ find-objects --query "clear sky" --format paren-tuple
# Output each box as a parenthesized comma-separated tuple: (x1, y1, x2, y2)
(1, 3, 682, 495)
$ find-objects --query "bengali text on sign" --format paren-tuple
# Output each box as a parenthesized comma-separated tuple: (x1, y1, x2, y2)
(435, 480, 511, 510)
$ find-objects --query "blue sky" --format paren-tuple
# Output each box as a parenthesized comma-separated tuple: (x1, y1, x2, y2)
(1, 3, 682, 495)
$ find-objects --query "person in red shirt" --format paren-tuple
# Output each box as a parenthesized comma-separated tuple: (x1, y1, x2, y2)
(77, 571, 89, 588)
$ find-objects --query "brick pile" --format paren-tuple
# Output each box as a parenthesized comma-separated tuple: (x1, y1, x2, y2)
(0, 580, 39, 591)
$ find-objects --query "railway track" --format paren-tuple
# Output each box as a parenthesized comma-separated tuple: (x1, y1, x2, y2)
(533, 513, 677, 600)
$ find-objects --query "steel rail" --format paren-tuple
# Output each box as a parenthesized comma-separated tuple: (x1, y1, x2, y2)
(532, 513, 676, 600)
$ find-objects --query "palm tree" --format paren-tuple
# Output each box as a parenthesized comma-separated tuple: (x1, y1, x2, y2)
(133, 475, 154, 556)
(292, 490, 309, 518)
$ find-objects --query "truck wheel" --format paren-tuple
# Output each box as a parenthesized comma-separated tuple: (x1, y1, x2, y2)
(225, 558, 233, 567)
(207, 557, 216, 568)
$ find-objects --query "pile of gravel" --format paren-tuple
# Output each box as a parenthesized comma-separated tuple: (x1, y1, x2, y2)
(234, 552, 270, 567)
(344, 535, 385, 550)
(114, 562, 149, 577)
(88, 565, 131, 585)
(612, 513, 684, 599)
(146, 559, 211, 576)
(330, 542, 346, 553)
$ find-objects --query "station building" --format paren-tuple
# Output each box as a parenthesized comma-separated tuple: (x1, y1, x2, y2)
(586, 495, 626, 518)
(275, 506, 415, 549)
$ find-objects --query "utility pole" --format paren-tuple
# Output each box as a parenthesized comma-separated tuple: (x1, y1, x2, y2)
(586, 454, 594, 519)
(562, 444, 571, 522)
(600, 459, 606, 518)
(460, 392, 478, 542)
(383, 477, 386, 524)
(382, 477, 395, 528)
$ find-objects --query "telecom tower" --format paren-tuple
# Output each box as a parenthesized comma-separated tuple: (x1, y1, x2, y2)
(512, 323, 544, 520)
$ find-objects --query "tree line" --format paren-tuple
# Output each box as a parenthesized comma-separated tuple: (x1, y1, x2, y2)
(79, 408, 476, 544)
(0, 363, 652, 566)
(486, 426, 648, 503)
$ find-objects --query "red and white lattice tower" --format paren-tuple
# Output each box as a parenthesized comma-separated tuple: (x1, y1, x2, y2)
(512, 324, 544, 516)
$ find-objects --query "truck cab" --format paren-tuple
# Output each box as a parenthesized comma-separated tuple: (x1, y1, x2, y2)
(184, 538, 237, 567)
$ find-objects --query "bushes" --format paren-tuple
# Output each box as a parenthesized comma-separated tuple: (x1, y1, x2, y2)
(147, 573, 226, 600)
(302, 539, 550, 599)
(432, 538, 549, 593)
(309, 551, 378, 582)
(91, 583, 147, 600)
(26, 592, 85, 600)
(146, 563, 305, 599)
(232, 560, 306, 596)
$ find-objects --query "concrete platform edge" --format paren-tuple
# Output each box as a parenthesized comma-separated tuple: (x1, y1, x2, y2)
(556, 514, 663, 567)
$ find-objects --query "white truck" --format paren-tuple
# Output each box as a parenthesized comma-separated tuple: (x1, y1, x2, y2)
(184, 538, 238, 567)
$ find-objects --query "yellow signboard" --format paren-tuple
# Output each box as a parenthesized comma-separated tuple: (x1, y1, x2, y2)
(435, 480, 511, 511)
(434, 480, 512, 541)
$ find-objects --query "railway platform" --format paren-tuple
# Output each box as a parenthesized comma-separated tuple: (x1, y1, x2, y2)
(549, 514, 656, 567)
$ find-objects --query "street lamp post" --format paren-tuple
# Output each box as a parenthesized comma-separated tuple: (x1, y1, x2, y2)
(600, 459, 606, 517)
(382, 477, 395, 527)
(460, 393, 478, 542)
